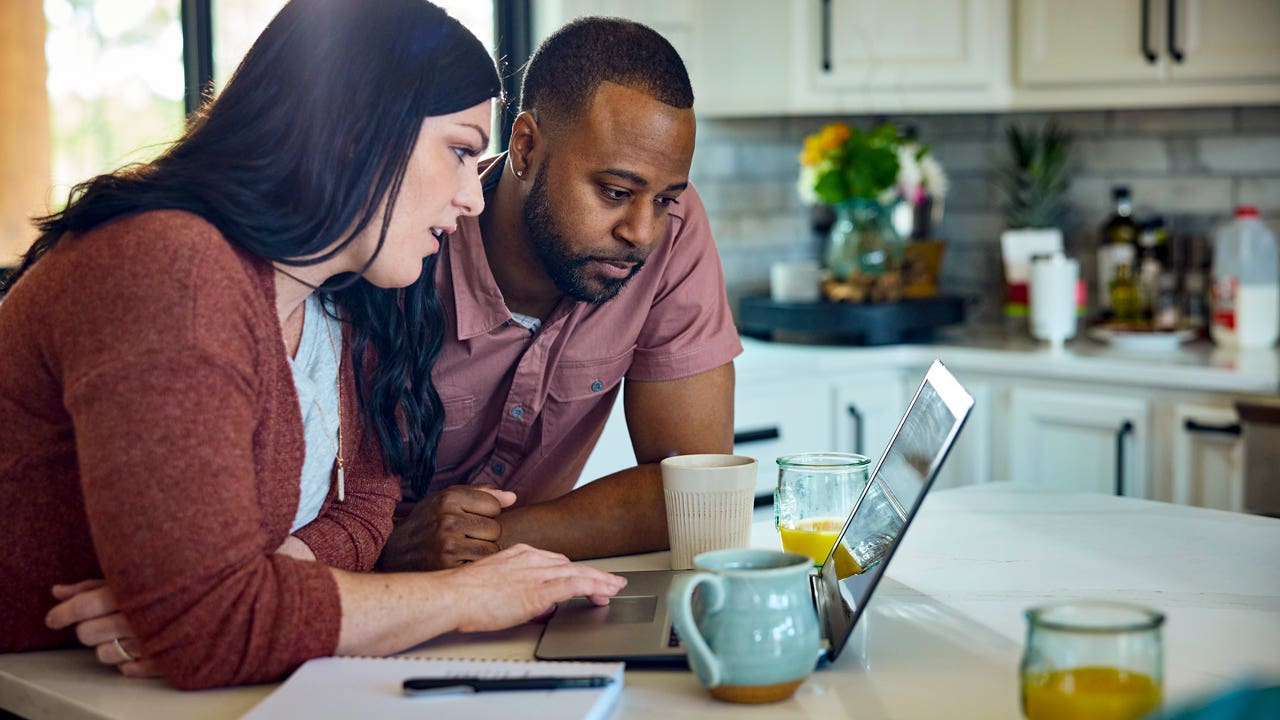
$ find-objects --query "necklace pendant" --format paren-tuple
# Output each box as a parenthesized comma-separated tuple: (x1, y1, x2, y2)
(336, 459, 345, 502)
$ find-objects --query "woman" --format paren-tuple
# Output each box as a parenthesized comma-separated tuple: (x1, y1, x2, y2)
(0, 0, 623, 690)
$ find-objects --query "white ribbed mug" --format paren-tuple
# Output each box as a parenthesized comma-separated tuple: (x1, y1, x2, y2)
(660, 455, 758, 570)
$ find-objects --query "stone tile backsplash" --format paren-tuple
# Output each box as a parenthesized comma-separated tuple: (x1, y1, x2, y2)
(694, 106, 1280, 323)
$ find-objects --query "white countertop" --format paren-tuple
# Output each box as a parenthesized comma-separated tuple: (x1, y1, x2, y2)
(737, 328, 1280, 395)
(3, 485, 1278, 719)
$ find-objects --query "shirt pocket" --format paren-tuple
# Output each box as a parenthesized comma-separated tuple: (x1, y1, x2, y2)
(438, 386, 476, 432)
(542, 347, 634, 458)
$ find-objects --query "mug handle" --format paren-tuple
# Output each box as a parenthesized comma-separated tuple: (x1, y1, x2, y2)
(669, 572, 728, 688)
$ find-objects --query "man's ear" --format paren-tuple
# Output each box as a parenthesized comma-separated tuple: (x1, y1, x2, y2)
(508, 111, 542, 180)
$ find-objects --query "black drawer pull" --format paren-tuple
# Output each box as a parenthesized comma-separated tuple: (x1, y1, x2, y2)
(1141, 0, 1158, 63)
(734, 427, 780, 445)
(1183, 419, 1242, 436)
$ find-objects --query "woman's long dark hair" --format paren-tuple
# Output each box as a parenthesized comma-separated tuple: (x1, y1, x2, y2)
(2, 0, 499, 495)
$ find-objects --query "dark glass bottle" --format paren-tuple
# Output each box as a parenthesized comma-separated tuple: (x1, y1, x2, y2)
(1097, 187, 1141, 318)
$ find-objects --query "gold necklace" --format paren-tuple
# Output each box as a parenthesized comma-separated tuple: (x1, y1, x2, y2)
(313, 301, 346, 502)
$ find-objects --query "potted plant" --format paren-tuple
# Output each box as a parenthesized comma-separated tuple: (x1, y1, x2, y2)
(797, 122, 948, 301)
(995, 123, 1074, 321)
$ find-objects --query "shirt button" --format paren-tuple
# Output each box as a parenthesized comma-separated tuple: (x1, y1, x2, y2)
(511, 405, 525, 418)
(590, 380, 604, 392)
(492, 462, 505, 475)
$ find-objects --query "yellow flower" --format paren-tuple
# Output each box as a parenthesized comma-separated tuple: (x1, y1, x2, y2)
(799, 122, 853, 166)
(819, 122, 850, 150)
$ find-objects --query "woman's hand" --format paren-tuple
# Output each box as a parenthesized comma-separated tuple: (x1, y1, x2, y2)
(439, 544, 627, 633)
(45, 537, 313, 678)
(44, 580, 161, 678)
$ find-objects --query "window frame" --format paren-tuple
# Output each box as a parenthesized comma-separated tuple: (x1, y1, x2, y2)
(179, 0, 531, 150)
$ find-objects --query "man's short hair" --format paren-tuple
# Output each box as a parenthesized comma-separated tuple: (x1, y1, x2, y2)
(519, 16, 694, 131)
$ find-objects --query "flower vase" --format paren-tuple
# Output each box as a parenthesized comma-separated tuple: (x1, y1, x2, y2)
(825, 199, 904, 281)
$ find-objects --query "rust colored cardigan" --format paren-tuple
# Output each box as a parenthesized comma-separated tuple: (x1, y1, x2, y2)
(0, 211, 400, 689)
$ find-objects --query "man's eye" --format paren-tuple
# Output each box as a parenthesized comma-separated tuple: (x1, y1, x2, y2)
(656, 196, 680, 208)
(602, 187, 630, 201)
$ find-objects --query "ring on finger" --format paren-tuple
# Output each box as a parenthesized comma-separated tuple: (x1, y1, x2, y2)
(112, 638, 134, 663)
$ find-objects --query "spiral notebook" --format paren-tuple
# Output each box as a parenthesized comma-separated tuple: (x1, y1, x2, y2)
(242, 656, 625, 720)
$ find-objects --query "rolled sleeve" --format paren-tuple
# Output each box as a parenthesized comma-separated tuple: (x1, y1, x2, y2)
(628, 184, 742, 382)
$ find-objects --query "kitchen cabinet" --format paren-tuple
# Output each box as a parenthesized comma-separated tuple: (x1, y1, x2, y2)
(732, 377, 833, 496)
(1007, 387, 1149, 497)
(532, 0, 1280, 116)
(932, 377, 991, 491)
(1015, 0, 1280, 109)
(832, 371, 907, 461)
(530, 0, 1010, 116)
(791, 0, 1012, 114)
(575, 367, 901, 499)
(1167, 401, 1245, 512)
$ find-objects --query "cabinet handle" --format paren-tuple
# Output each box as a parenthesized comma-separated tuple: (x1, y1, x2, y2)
(734, 427, 780, 445)
(820, 0, 832, 72)
(1183, 419, 1242, 436)
(847, 404, 863, 455)
(1114, 420, 1134, 496)
(1166, 0, 1185, 63)
(1140, 0, 1158, 64)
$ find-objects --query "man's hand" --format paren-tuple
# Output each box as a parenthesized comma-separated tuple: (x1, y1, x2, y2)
(379, 486, 517, 571)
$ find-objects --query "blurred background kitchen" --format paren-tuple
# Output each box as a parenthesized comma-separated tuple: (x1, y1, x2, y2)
(3, 0, 1280, 514)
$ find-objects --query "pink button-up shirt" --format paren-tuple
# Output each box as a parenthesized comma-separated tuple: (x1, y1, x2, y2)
(412, 157, 742, 507)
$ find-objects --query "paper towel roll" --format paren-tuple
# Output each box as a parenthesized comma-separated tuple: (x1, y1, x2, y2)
(1030, 252, 1079, 348)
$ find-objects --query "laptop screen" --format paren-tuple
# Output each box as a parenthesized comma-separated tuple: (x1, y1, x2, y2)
(815, 360, 974, 661)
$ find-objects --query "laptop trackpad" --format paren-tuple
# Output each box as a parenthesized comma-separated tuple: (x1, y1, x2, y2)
(555, 595, 657, 626)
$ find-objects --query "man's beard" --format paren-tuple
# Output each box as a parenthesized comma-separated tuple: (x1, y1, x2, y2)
(522, 164, 646, 305)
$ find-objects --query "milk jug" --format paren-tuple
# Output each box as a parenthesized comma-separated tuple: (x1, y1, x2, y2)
(1211, 206, 1279, 349)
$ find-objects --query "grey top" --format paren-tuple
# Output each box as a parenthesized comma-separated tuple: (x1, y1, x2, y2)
(287, 294, 342, 534)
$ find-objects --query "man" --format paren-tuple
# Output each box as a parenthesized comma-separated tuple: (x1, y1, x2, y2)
(378, 16, 742, 570)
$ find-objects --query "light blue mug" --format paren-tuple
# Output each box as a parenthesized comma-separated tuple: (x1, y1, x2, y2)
(668, 548, 820, 704)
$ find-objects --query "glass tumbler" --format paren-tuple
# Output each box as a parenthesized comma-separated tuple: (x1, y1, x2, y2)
(1021, 601, 1165, 720)
(774, 452, 870, 567)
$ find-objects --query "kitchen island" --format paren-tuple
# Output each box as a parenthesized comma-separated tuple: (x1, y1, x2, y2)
(2, 486, 1277, 719)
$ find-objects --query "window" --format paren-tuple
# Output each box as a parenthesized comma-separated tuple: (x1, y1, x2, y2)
(40, 0, 500, 213)
(3, 0, 514, 264)
(44, 0, 185, 206)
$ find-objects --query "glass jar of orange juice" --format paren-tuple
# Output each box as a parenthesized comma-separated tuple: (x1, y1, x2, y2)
(1021, 601, 1164, 720)
(774, 452, 870, 568)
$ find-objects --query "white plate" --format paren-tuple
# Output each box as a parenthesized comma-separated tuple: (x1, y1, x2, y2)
(1087, 326, 1196, 352)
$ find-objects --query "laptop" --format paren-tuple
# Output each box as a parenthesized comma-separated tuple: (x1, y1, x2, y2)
(535, 359, 974, 665)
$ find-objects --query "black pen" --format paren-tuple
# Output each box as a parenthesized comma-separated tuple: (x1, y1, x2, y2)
(402, 676, 615, 696)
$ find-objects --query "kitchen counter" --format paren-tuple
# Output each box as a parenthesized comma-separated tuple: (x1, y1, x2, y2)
(2, 486, 1278, 719)
(737, 327, 1280, 396)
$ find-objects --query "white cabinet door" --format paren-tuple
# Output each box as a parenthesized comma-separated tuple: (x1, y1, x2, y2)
(531, 1, 699, 84)
(691, 0, 793, 116)
(1170, 403, 1245, 512)
(1009, 388, 1150, 497)
(1014, 0, 1280, 107)
(832, 371, 906, 465)
(793, 0, 1010, 112)
(932, 377, 991, 490)
(735, 378, 834, 497)
(1168, 0, 1280, 83)
(1016, 0, 1162, 86)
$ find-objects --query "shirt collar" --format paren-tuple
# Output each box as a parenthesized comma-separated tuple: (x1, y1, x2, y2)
(448, 153, 517, 341)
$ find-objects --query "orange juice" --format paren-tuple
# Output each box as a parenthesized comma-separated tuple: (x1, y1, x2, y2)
(779, 517, 844, 566)
(1022, 666, 1161, 720)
